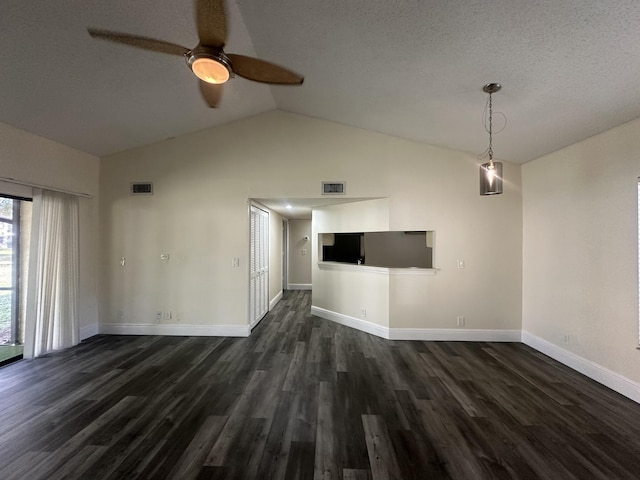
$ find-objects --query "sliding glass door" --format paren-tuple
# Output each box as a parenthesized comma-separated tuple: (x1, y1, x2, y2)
(0, 196, 31, 365)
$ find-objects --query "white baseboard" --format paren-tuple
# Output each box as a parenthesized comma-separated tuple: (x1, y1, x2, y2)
(80, 323, 99, 341)
(389, 328, 522, 342)
(99, 323, 250, 337)
(311, 306, 522, 343)
(270, 290, 283, 311)
(311, 306, 389, 339)
(522, 331, 640, 404)
(288, 283, 312, 290)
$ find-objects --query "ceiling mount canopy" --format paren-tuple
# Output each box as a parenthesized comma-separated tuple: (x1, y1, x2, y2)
(483, 82, 502, 95)
(87, 0, 303, 108)
(479, 83, 504, 196)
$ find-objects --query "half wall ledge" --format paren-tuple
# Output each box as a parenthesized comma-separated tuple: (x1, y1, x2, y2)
(317, 261, 437, 276)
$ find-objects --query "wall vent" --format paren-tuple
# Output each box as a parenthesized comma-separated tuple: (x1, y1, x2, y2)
(321, 181, 346, 195)
(130, 182, 153, 195)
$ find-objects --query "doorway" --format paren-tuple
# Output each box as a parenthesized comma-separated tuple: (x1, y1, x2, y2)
(0, 195, 32, 366)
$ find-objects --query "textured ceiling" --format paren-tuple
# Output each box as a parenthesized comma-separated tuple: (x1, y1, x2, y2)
(2, 0, 640, 164)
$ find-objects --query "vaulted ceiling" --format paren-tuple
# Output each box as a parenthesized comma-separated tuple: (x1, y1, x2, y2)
(2, 0, 640, 164)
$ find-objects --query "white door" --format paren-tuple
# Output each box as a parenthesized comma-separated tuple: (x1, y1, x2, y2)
(250, 205, 269, 326)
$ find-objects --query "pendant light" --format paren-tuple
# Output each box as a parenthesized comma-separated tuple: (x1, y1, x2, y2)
(479, 83, 503, 196)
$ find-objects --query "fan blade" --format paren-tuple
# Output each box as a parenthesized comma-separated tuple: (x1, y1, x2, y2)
(88, 29, 189, 56)
(227, 54, 304, 85)
(199, 81, 223, 108)
(196, 0, 226, 48)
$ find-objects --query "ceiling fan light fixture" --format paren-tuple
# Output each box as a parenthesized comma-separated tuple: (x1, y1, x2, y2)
(186, 47, 232, 84)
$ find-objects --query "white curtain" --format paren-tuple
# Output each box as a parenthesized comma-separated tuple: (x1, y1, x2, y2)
(31, 189, 80, 357)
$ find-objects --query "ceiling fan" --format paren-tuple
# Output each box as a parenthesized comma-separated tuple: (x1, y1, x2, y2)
(87, 0, 304, 108)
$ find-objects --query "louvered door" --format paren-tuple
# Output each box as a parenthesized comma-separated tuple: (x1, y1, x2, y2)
(249, 205, 269, 326)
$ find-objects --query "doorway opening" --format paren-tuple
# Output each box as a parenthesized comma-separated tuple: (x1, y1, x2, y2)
(0, 195, 32, 366)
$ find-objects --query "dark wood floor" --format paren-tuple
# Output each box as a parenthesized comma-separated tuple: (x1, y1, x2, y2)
(1, 291, 640, 479)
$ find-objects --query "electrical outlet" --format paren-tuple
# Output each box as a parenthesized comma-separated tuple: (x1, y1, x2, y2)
(301, 249, 307, 256)
(456, 316, 465, 326)
(232, 257, 240, 267)
(163, 311, 172, 321)
(361, 308, 367, 317)
(118, 311, 124, 321)
(562, 334, 570, 345)
(155, 311, 162, 324)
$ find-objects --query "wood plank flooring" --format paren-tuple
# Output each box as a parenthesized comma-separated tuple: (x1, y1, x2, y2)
(2, 290, 640, 479)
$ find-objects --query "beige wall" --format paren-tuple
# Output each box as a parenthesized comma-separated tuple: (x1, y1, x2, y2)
(313, 169, 523, 333)
(288, 218, 312, 287)
(522, 116, 640, 384)
(100, 110, 522, 332)
(267, 206, 283, 305)
(0, 121, 100, 334)
(313, 199, 391, 327)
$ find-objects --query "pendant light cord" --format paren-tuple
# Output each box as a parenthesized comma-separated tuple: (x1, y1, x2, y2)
(488, 92, 493, 163)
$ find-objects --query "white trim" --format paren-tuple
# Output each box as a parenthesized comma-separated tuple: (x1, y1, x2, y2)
(249, 317, 259, 330)
(522, 331, 640, 404)
(389, 328, 521, 342)
(99, 323, 250, 337)
(80, 323, 99, 340)
(270, 290, 283, 311)
(318, 262, 437, 276)
(311, 306, 389, 339)
(287, 283, 312, 290)
(311, 305, 521, 342)
(388, 268, 438, 276)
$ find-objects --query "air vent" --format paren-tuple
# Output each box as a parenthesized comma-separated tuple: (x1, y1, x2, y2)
(130, 182, 153, 195)
(321, 181, 346, 195)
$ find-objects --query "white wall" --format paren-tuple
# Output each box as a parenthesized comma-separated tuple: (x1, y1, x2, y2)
(100, 110, 522, 335)
(288, 218, 312, 287)
(0, 121, 100, 337)
(522, 116, 640, 386)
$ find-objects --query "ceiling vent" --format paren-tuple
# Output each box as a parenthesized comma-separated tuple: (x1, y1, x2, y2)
(130, 182, 153, 195)
(322, 181, 346, 195)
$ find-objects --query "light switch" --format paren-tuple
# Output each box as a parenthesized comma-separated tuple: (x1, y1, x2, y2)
(120, 257, 126, 266)
(232, 257, 240, 267)
(160, 254, 170, 261)
(456, 259, 465, 269)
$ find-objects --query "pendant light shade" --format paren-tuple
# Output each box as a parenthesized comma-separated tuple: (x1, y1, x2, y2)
(479, 83, 503, 196)
(480, 160, 503, 195)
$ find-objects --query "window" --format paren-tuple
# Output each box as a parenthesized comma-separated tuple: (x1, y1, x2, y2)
(0, 195, 32, 365)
